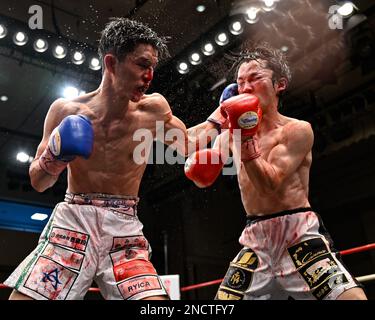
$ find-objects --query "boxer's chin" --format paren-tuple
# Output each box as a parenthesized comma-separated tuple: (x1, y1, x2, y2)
(130, 92, 143, 102)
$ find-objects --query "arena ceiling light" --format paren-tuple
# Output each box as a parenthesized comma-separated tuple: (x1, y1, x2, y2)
(0, 95, 8, 102)
(0, 24, 7, 39)
(13, 31, 28, 46)
(33, 38, 48, 53)
(281, 45, 289, 52)
(72, 51, 85, 65)
(62, 86, 79, 99)
(338, 2, 355, 17)
(215, 32, 229, 46)
(262, 0, 277, 12)
(245, 7, 260, 24)
(53, 44, 67, 59)
(31, 213, 49, 221)
(16, 152, 33, 163)
(229, 21, 244, 35)
(89, 57, 101, 70)
(177, 61, 189, 74)
(196, 5, 206, 13)
(188, 52, 202, 65)
(202, 42, 215, 56)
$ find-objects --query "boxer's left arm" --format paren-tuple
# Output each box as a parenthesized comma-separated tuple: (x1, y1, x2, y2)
(241, 121, 313, 195)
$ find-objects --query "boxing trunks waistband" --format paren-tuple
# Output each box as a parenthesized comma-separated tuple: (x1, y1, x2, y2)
(246, 207, 313, 225)
(65, 193, 139, 215)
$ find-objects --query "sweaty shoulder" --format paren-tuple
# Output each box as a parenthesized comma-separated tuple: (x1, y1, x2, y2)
(139, 93, 173, 121)
(282, 118, 313, 147)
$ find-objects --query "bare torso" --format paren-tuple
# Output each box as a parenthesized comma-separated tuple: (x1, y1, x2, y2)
(57, 92, 170, 196)
(229, 115, 312, 216)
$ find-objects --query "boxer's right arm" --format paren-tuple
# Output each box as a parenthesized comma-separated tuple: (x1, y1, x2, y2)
(29, 99, 66, 192)
(29, 100, 94, 192)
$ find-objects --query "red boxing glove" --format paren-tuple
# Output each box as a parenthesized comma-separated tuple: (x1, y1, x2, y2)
(184, 149, 224, 188)
(220, 94, 262, 137)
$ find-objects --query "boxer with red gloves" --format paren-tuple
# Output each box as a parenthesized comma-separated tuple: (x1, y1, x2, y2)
(187, 42, 367, 301)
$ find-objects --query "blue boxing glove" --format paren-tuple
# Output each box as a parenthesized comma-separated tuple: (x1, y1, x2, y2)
(207, 83, 239, 127)
(39, 115, 94, 176)
(219, 83, 239, 104)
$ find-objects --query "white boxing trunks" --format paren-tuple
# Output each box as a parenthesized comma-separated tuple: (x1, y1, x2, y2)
(4, 193, 168, 300)
(215, 207, 362, 300)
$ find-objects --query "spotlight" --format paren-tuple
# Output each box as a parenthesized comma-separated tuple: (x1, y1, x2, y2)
(53, 44, 67, 59)
(0, 24, 7, 39)
(62, 86, 79, 99)
(16, 152, 30, 163)
(196, 5, 206, 13)
(89, 57, 101, 70)
(0, 95, 8, 102)
(202, 42, 215, 56)
(262, 0, 276, 12)
(33, 38, 48, 53)
(13, 31, 28, 46)
(189, 52, 202, 65)
(72, 51, 85, 65)
(31, 213, 49, 221)
(281, 46, 289, 52)
(177, 62, 189, 74)
(215, 32, 229, 46)
(245, 7, 260, 24)
(338, 2, 355, 17)
(229, 21, 244, 35)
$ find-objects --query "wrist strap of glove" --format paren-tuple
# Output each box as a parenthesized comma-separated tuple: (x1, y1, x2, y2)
(241, 138, 261, 162)
(38, 147, 68, 176)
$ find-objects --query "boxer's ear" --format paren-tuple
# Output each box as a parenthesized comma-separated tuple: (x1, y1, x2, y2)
(275, 77, 287, 96)
(104, 54, 117, 75)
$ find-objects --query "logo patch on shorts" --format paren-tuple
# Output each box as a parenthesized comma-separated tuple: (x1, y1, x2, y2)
(42, 243, 84, 271)
(111, 235, 149, 251)
(234, 248, 258, 270)
(217, 248, 259, 299)
(113, 259, 156, 283)
(23, 256, 78, 300)
(215, 288, 243, 300)
(49, 227, 89, 252)
(288, 237, 348, 299)
(117, 275, 165, 300)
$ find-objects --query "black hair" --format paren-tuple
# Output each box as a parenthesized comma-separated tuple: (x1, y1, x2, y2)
(98, 17, 170, 63)
(228, 41, 292, 89)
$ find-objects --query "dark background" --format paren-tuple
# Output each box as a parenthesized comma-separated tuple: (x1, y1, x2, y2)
(0, 0, 374, 300)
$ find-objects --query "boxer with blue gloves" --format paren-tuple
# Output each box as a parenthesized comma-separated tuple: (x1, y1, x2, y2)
(6, 18, 183, 301)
